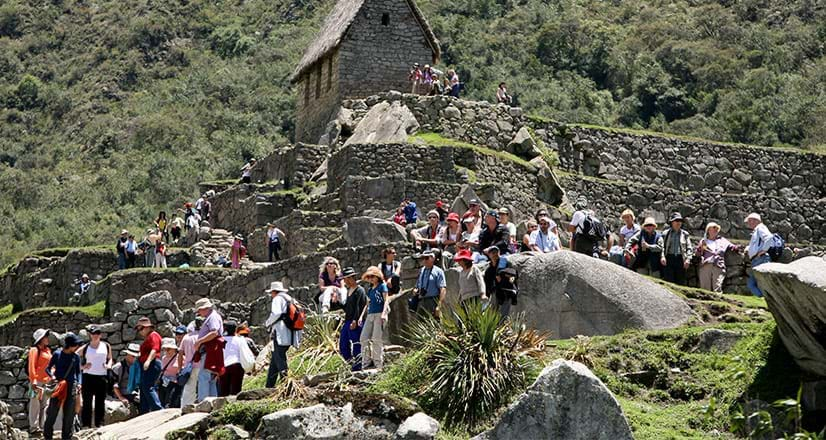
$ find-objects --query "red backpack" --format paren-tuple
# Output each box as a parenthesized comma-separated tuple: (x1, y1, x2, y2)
(279, 295, 306, 331)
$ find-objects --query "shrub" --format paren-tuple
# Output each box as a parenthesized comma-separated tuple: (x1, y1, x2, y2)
(406, 303, 547, 427)
(13, 74, 43, 110)
(210, 25, 255, 58)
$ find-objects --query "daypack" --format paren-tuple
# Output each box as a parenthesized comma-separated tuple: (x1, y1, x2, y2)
(766, 233, 785, 261)
(579, 213, 608, 242)
(279, 295, 306, 331)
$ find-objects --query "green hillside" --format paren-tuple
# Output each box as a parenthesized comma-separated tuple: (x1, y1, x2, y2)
(1, 0, 825, 266)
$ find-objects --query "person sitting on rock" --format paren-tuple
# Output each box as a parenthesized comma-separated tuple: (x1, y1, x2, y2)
(624, 217, 664, 277)
(461, 199, 483, 232)
(266, 223, 285, 262)
(358, 266, 389, 370)
(393, 204, 407, 227)
(72, 274, 94, 304)
(437, 212, 462, 254)
(402, 197, 418, 225)
(435, 200, 448, 223)
(461, 223, 481, 255)
(111, 343, 140, 409)
(318, 256, 345, 313)
(660, 212, 693, 286)
(530, 217, 561, 253)
(240, 158, 256, 184)
(497, 207, 517, 248)
(478, 210, 511, 258)
(521, 220, 538, 252)
(696, 222, 739, 293)
(610, 209, 640, 267)
(411, 210, 442, 251)
(496, 82, 512, 105)
(331, 267, 367, 371)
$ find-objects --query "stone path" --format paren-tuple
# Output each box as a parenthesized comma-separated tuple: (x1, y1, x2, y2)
(76, 409, 210, 440)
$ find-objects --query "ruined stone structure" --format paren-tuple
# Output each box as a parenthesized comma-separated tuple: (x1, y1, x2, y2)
(291, 0, 440, 143)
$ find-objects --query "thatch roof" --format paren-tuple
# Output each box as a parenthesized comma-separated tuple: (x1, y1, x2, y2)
(290, 0, 441, 83)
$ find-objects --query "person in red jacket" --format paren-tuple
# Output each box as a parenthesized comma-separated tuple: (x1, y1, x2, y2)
(135, 317, 163, 414)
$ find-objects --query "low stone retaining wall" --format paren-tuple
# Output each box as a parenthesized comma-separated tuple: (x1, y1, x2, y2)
(0, 346, 29, 429)
(247, 210, 345, 261)
(0, 309, 105, 347)
(209, 185, 299, 236)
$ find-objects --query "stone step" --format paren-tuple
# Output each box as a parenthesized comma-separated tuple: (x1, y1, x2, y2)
(76, 409, 211, 440)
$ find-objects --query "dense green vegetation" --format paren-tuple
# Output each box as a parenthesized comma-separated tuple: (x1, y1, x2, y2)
(1, 0, 824, 267)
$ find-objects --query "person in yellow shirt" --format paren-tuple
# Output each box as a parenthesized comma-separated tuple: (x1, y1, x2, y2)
(28, 328, 52, 434)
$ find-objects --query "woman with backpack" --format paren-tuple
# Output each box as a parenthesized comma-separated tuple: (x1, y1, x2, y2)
(219, 321, 247, 397)
(359, 266, 388, 370)
(78, 325, 112, 428)
(28, 328, 52, 435)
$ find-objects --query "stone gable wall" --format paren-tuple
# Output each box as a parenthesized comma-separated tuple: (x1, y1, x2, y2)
(295, 49, 341, 143)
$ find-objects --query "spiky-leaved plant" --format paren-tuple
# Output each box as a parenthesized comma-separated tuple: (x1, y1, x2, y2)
(406, 302, 548, 427)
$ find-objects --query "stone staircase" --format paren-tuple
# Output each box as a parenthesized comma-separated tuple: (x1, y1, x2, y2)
(189, 227, 258, 269)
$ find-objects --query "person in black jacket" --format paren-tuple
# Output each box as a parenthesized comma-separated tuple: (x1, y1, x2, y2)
(478, 210, 511, 257)
(331, 267, 368, 371)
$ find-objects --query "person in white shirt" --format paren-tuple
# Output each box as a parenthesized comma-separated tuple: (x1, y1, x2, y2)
(78, 326, 112, 428)
(264, 282, 301, 387)
(529, 217, 561, 253)
(178, 317, 203, 408)
(240, 158, 256, 184)
(745, 213, 774, 297)
(267, 223, 286, 262)
(218, 321, 246, 396)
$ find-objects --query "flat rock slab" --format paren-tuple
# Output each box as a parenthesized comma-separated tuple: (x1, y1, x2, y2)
(78, 409, 210, 440)
(344, 101, 419, 146)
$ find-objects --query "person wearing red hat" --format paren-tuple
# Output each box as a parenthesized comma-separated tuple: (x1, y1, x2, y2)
(435, 200, 448, 223)
(438, 212, 462, 253)
(454, 249, 486, 305)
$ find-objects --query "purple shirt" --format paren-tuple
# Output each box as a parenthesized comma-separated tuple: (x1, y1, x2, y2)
(699, 237, 734, 269)
(198, 310, 223, 340)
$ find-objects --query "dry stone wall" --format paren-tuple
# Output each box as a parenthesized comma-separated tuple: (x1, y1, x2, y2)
(247, 210, 344, 261)
(0, 346, 29, 429)
(251, 143, 330, 189)
(209, 184, 300, 236)
(0, 309, 104, 347)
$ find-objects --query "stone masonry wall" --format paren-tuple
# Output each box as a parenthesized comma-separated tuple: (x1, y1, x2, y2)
(247, 210, 344, 261)
(0, 346, 29, 428)
(295, 49, 341, 143)
(209, 184, 300, 236)
(251, 143, 330, 189)
(0, 309, 104, 347)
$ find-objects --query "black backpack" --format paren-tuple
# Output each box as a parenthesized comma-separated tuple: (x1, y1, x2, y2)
(579, 213, 608, 242)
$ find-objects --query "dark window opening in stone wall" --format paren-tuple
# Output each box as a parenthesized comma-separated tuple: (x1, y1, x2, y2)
(304, 77, 309, 105)
(327, 57, 332, 91)
(381, 13, 389, 26)
(315, 64, 322, 99)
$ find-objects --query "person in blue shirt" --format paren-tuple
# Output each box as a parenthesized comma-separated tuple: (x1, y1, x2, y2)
(358, 266, 388, 370)
(414, 250, 447, 318)
(745, 213, 774, 297)
(43, 333, 83, 440)
(402, 197, 418, 225)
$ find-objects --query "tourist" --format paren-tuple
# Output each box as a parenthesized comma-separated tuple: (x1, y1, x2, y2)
(411, 210, 442, 251)
(219, 321, 246, 397)
(228, 234, 246, 269)
(359, 266, 388, 370)
(421, 64, 434, 94)
(264, 282, 296, 387)
(158, 338, 181, 408)
(454, 249, 486, 305)
(414, 250, 447, 318)
(462, 221, 481, 253)
(173, 325, 187, 348)
(438, 212, 462, 254)
(116, 229, 128, 270)
(28, 328, 52, 435)
(43, 333, 82, 440)
(478, 210, 511, 256)
(134, 317, 163, 414)
(111, 343, 140, 408)
(496, 82, 512, 105)
(79, 325, 112, 428)
(75, 274, 93, 304)
(529, 217, 561, 253)
(393, 205, 407, 227)
(380, 247, 402, 296)
(745, 213, 774, 297)
(660, 212, 693, 286)
(461, 199, 483, 232)
(170, 213, 184, 242)
(236, 324, 259, 356)
(154, 240, 168, 268)
(430, 73, 444, 95)
(193, 298, 224, 401)
(240, 158, 256, 184)
(267, 223, 285, 262)
(610, 209, 640, 266)
(318, 256, 344, 313)
(625, 217, 664, 276)
(155, 211, 169, 244)
(179, 317, 204, 408)
(199, 195, 211, 222)
(447, 69, 461, 97)
(434, 200, 448, 223)
(498, 207, 517, 240)
(402, 197, 418, 224)
(696, 222, 739, 293)
(521, 220, 538, 252)
(408, 63, 422, 94)
(568, 196, 607, 257)
(332, 268, 366, 371)
(139, 229, 155, 268)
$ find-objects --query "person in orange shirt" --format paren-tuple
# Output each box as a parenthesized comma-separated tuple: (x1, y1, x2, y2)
(28, 328, 52, 434)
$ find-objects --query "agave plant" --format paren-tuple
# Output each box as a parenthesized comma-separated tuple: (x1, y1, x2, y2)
(410, 302, 548, 427)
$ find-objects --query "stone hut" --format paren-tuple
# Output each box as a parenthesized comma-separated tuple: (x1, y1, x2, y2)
(290, 0, 440, 143)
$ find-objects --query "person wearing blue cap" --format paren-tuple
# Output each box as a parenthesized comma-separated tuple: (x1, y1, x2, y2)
(43, 333, 83, 440)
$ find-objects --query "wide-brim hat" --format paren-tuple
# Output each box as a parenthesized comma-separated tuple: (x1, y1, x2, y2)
(669, 212, 684, 224)
(705, 222, 721, 233)
(418, 250, 435, 259)
(341, 267, 357, 279)
(620, 209, 635, 220)
(498, 207, 510, 215)
(161, 338, 178, 350)
(485, 210, 499, 219)
(33, 328, 50, 346)
(87, 325, 101, 335)
(124, 343, 140, 357)
(426, 209, 439, 219)
(134, 316, 153, 330)
(446, 213, 460, 223)
(642, 217, 657, 227)
(453, 249, 473, 262)
(745, 213, 761, 223)
(120, 229, 129, 235)
(265, 281, 288, 293)
(195, 298, 214, 309)
(361, 266, 385, 281)
(234, 234, 244, 241)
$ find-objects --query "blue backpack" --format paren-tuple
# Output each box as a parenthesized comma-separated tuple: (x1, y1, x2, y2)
(766, 233, 785, 261)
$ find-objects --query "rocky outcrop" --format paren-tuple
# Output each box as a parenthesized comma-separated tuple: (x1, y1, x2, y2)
(504, 252, 693, 338)
(0, 399, 26, 440)
(754, 257, 826, 375)
(474, 359, 633, 440)
(506, 126, 541, 159)
(78, 408, 210, 440)
(395, 412, 440, 440)
(256, 403, 396, 439)
(345, 101, 420, 146)
(344, 217, 408, 246)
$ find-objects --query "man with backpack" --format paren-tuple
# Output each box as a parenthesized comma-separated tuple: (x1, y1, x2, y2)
(660, 212, 693, 286)
(745, 213, 776, 297)
(568, 197, 608, 257)
(111, 343, 140, 409)
(264, 282, 304, 387)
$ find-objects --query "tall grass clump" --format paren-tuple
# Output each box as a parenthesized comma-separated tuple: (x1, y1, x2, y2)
(406, 302, 548, 427)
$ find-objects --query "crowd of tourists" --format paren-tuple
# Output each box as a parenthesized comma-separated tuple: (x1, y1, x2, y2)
(408, 63, 462, 97)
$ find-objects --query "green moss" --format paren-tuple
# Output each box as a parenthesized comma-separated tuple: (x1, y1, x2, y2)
(0, 304, 13, 322)
(214, 399, 291, 432)
(0, 300, 106, 327)
(619, 398, 715, 440)
(409, 132, 536, 170)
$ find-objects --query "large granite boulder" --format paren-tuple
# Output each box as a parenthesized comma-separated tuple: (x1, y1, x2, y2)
(473, 360, 633, 440)
(754, 257, 826, 375)
(504, 251, 693, 338)
(506, 126, 541, 159)
(344, 217, 408, 246)
(257, 403, 394, 439)
(344, 101, 419, 146)
(395, 412, 440, 439)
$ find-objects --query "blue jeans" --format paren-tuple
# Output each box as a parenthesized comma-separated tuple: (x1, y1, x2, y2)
(265, 345, 289, 388)
(340, 320, 363, 371)
(197, 367, 218, 401)
(117, 253, 126, 270)
(139, 359, 162, 414)
(748, 254, 771, 297)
